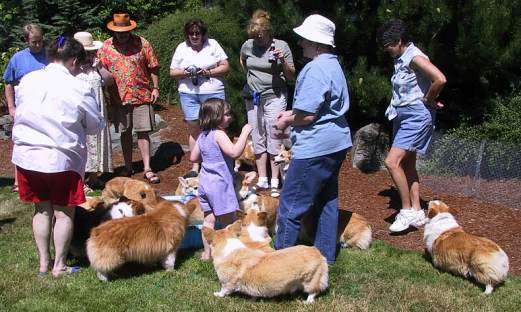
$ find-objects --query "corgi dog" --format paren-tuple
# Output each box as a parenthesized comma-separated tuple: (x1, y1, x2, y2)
(202, 223, 328, 303)
(236, 208, 273, 252)
(233, 137, 256, 172)
(70, 196, 145, 258)
(87, 200, 195, 281)
(273, 144, 291, 182)
(175, 176, 199, 196)
(101, 177, 158, 210)
(300, 210, 372, 250)
(424, 200, 509, 295)
(236, 171, 279, 234)
(185, 196, 204, 225)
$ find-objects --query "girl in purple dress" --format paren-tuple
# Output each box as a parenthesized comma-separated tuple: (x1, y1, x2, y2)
(190, 99, 252, 260)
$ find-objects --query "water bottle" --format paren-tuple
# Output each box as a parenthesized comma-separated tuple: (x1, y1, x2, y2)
(268, 42, 276, 63)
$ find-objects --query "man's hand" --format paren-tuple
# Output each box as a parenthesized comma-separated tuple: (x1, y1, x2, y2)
(151, 88, 159, 104)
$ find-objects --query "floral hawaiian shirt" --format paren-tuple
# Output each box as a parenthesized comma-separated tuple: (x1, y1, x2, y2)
(97, 35, 159, 105)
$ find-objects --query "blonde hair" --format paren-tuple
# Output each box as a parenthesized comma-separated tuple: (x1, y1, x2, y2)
(23, 24, 43, 41)
(247, 9, 272, 39)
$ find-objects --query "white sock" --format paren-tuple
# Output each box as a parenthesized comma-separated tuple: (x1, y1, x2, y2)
(257, 176, 268, 187)
(270, 178, 279, 188)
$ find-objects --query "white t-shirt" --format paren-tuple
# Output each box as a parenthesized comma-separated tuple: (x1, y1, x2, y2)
(12, 63, 105, 177)
(170, 38, 228, 94)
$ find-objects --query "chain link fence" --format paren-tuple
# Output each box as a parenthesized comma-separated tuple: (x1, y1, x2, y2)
(418, 132, 521, 210)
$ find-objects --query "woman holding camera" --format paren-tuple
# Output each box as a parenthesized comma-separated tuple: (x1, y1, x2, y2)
(240, 9, 295, 197)
(170, 18, 230, 177)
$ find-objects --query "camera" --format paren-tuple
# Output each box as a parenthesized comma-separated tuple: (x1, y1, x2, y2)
(185, 65, 200, 85)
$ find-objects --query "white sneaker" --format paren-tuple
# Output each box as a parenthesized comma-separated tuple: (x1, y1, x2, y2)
(389, 209, 426, 232)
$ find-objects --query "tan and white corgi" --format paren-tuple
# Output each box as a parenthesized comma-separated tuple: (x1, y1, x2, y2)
(101, 177, 158, 210)
(175, 176, 199, 197)
(236, 171, 279, 234)
(87, 200, 195, 281)
(185, 196, 204, 225)
(300, 210, 372, 250)
(233, 137, 256, 172)
(236, 208, 273, 252)
(424, 200, 509, 294)
(202, 223, 328, 303)
(273, 144, 291, 182)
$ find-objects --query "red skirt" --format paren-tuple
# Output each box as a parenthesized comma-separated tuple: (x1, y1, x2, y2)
(17, 167, 85, 207)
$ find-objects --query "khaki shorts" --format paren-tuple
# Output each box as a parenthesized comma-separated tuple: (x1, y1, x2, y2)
(245, 94, 287, 155)
(115, 103, 155, 133)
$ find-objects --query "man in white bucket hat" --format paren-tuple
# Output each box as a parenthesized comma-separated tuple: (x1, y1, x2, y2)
(274, 14, 352, 265)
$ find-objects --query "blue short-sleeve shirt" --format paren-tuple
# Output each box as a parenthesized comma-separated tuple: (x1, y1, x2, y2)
(3, 48, 48, 85)
(291, 53, 352, 159)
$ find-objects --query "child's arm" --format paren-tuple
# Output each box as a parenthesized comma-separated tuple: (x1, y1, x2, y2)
(215, 124, 252, 159)
(190, 138, 202, 163)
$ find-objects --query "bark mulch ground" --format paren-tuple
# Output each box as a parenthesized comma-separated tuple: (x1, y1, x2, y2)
(1, 104, 520, 275)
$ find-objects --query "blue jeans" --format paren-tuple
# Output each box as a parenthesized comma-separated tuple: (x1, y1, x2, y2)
(274, 149, 347, 264)
(179, 91, 225, 121)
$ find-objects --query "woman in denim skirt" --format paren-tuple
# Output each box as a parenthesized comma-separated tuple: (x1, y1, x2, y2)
(377, 19, 447, 233)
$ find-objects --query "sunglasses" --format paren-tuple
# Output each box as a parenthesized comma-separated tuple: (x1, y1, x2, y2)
(188, 31, 201, 37)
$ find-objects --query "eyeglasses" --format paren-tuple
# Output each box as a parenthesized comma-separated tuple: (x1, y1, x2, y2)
(188, 31, 201, 37)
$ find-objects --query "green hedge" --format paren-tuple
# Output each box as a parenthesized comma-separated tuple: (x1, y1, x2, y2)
(139, 7, 248, 132)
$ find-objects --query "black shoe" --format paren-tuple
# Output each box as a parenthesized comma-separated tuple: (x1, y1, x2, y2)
(182, 170, 198, 179)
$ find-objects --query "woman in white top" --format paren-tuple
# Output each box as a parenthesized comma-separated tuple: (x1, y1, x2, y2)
(12, 36, 104, 277)
(170, 18, 230, 177)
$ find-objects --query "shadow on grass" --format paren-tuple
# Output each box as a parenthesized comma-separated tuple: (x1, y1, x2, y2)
(0, 177, 15, 188)
(76, 248, 200, 281)
(218, 287, 330, 303)
(0, 217, 16, 231)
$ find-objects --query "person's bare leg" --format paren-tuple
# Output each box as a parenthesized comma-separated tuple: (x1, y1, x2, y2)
(187, 121, 200, 172)
(120, 130, 133, 171)
(269, 155, 280, 180)
(402, 153, 421, 210)
(52, 205, 75, 273)
(13, 168, 18, 190)
(255, 152, 268, 186)
(137, 131, 152, 172)
(384, 147, 411, 210)
(32, 201, 53, 273)
(201, 212, 216, 261)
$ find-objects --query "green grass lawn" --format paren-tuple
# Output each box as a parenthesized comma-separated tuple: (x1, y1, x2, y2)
(1, 186, 520, 312)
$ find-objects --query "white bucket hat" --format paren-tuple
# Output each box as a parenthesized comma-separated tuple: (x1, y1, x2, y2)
(73, 31, 103, 51)
(293, 14, 336, 47)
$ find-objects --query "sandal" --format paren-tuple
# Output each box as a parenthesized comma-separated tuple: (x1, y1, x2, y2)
(52, 266, 81, 278)
(144, 170, 160, 184)
(11, 184, 18, 193)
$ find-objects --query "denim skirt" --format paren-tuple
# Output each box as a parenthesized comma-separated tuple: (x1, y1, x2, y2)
(392, 103, 435, 155)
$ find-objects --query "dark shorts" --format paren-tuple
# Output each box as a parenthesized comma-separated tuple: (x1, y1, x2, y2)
(17, 167, 85, 207)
